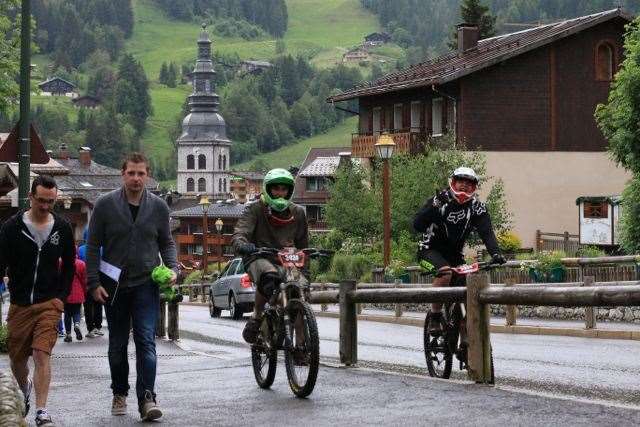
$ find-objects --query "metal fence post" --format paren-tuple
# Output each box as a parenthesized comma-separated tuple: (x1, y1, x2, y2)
(467, 273, 492, 384)
(339, 280, 357, 366)
(583, 275, 596, 329)
(505, 278, 517, 326)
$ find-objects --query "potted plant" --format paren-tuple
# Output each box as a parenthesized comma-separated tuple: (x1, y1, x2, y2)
(527, 251, 566, 283)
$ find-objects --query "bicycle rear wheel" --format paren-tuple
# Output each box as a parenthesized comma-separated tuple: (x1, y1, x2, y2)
(251, 312, 278, 389)
(284, 300, 320, 398)
(423, 310, 453, 379)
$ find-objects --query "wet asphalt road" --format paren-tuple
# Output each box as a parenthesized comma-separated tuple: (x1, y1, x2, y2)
(179, 304, 640, 407)
(1, 304, 640, 425)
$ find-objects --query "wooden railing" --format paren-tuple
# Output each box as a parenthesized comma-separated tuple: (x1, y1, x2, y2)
(351, 131, 425, 158)
(307, 274, 640, 384)
(536, 230, 581, 255)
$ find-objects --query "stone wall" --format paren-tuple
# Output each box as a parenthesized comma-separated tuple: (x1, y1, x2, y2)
(367, 302, 640, 323)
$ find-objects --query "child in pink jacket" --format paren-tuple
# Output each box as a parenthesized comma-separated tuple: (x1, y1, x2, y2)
(63, 248, 87, 342)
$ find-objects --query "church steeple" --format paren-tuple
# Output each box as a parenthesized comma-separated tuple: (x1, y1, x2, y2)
(189, 23, 219, 114)
(176, 25, 231, 199)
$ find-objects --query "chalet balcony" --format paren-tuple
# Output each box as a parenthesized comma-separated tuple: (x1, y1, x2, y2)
(351, 129, 428, 158)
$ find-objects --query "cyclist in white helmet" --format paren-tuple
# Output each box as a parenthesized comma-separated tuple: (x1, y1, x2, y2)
(413, 167, 506, 335)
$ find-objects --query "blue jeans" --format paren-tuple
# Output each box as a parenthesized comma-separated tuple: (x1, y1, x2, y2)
(104, 280, 159, 404)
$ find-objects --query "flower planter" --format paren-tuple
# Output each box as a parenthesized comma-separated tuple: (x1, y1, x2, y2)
(529, 266, 566, 283)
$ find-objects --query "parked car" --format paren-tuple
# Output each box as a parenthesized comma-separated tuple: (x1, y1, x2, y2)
(209, 257, 255, 320)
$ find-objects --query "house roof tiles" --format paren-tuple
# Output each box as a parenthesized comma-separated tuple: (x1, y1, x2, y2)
(329, 9, 631, 102)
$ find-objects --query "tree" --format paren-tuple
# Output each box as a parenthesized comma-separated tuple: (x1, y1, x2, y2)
(87, 66, 116, 100)
(288, 102, 313, 137)
(449, 0, 496, 49)
(167, 62, 178, 88)
(0, 0, 20, 115)
(159, 61, 168, 85)
(596, 17, 640, 252)
(115, 54, 151, 134)
(76, 107, 87, 131)
(325, 142, 512, 252)
(325, 163, 380, 239)
(619, 177, 640, 254)
(596, 18, 640, 175)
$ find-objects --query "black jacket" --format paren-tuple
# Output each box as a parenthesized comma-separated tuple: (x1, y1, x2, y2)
(0, 210, 75, 306)
(413, 190, 500, 261)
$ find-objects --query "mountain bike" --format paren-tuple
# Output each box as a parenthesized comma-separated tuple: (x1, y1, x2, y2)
(249, 247, 331, 398)
(423, 261, 497, 383)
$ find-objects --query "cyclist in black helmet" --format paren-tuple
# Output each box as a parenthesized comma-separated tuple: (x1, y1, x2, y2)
(413, 167, 506, 336)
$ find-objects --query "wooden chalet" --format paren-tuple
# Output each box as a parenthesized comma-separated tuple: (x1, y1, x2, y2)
(328, 9, 633, 248)
(38, 77, 77, 97)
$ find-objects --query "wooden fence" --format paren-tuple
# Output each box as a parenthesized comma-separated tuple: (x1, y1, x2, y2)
(307, 275, 640, 384)
(536, 230, 581, 255)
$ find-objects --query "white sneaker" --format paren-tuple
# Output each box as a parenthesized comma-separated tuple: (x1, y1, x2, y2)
(94, 328, 104, 336)
(86, 330, 96, 338)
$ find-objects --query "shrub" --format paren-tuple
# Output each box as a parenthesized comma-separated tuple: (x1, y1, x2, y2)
(497, 231, 521, 253)
(183, 270, 204, 285)
(531, 250, 566, 273)
(576, 245, 607, 258)
(327, 253, 374, 282)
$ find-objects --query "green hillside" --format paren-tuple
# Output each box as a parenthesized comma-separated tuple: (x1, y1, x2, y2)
(127, 0, 378, 164)
(234, 116, 356, 170)
(26, 0, 378, 170)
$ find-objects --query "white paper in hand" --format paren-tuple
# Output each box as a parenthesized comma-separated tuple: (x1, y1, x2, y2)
(99, 259, 122, 283)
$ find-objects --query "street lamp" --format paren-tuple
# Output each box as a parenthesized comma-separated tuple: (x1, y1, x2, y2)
(215, 218, 223, 273)
(375, 134, 396, 268)
(198, 194, 210, 278)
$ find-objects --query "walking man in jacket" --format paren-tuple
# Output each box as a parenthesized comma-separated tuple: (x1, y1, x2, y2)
(85, 153, 178, 421)
(0, 175, 76, 426)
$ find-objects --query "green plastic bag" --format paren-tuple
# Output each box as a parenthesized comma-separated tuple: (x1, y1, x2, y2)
(152, 264, 178, 301)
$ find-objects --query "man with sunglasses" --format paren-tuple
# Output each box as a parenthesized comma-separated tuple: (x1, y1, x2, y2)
(413, 167, 506, 336)
(0, 175, 76, 426)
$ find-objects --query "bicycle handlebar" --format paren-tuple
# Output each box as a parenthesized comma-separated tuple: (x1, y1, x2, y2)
(251, 247, 334, 259)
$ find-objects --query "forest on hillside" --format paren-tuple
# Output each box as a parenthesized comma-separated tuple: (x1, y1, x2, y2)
(152, 0, 288, 38)
(361, 0, 640, 58)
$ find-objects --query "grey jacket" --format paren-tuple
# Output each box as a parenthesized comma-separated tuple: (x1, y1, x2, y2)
(86, 187, 177, 291)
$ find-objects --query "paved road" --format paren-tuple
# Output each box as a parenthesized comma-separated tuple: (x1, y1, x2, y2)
(2, 328, 640, 426)
(179, 304, 640, 406)
(2, 304, 640, 425)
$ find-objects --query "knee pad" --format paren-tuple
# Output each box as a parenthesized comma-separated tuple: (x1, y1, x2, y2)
(258, 272, 281, 298)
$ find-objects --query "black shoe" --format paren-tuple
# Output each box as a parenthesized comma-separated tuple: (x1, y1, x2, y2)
(64, 334, 72, 343)
(242, 317, 261, 344)
(427, 312, 444, 334)
(35, 410, 55, 426)
(74, 323, 83, 341)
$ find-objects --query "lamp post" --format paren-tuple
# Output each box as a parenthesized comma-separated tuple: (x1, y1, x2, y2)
(198, 195, 210, 278)
(215, 218, 223, 273)
(18, 0, 32, 209)
(375, 134, 396, 268)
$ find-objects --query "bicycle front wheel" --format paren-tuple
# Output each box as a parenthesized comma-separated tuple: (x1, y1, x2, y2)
(284, 300, 320, 398)
(251, 312, 278, 389)
(423, 311, 453, 379)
